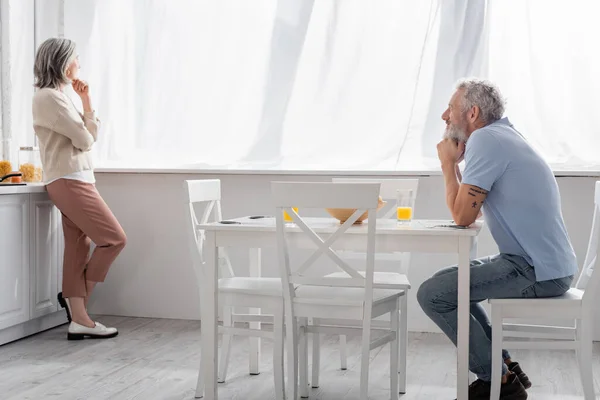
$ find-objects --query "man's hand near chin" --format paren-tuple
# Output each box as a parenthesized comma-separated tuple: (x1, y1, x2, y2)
(437, 138, 486, 227)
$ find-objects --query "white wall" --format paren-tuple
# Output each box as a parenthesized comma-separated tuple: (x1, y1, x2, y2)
(87, 172, 599, 338)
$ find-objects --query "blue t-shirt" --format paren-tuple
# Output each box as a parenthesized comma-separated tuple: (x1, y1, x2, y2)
(461, 117, 578, 281)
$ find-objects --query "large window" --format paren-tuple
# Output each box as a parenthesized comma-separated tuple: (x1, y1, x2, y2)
(16, 1, 600, 171)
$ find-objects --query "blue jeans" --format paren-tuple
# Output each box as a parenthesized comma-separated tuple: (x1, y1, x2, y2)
(416, 253, 573, 382)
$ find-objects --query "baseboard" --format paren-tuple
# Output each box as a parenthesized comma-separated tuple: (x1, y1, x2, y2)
(0, 311, 68, 346)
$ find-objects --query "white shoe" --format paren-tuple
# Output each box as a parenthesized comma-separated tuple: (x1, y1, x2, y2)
(67, 321, 118, 340)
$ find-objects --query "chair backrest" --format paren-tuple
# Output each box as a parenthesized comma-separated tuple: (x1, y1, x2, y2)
(332, 178, 419, 268)
(184, 179, 234, 278)
(332, 178, 419, 219)
(271, 181, 380, 301)
(576, 181, 600, 304)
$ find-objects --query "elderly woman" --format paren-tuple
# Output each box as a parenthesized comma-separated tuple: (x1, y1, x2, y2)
(32, 38, 126, 340)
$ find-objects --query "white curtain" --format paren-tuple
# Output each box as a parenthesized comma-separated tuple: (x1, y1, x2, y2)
(30, 0, 600, 171)
(61, 0, 278, 168)
(486, 0, 600, 169)
(0, 0, 35, 164)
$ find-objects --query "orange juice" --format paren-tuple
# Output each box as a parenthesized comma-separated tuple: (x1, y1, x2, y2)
(396, 206, 412, 221)
(283, 207, 299, 222)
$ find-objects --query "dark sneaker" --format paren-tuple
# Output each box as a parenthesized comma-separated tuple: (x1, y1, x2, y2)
(508, 362, 532, 389)
(454, 372, 527, 399)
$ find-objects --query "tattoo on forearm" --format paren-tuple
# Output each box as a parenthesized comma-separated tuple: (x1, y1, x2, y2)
(471, 200, 484, 208)
(469, 187, 488, 196)
(468, 192, 476, 197)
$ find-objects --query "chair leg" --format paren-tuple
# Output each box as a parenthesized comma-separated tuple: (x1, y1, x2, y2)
(273, 307, 285, 400)
(249, 248, 261, 375)
(490, 306, 503, 400)
(249, 312, 261, 375)
(577, 319, 596, 400)
(398, 296, 408, 394)
(390, 299, 400, 399)
(194, 348, 204, 398)
(286, 312, 299, 400)
(310, 317, 320, 388)
(340, 335, 348, 370)
(299, 318, 310, 398)
(218, 306, 233, 383)
(360, 317, 372, 399)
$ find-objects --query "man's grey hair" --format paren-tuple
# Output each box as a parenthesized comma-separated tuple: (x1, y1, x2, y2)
(34, 38, 77, 89)
(456, 78, 506, 124)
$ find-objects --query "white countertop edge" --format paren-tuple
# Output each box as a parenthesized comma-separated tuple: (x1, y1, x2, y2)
(0, 183, 46, 195)
(93, 167, 600, 178)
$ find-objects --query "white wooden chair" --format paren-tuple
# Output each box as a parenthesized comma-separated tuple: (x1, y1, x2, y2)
(315, 178, 418, 393)
(490, 180, 600, 400)
(184, 179, 285, 400)
(272, 181, 405, 400)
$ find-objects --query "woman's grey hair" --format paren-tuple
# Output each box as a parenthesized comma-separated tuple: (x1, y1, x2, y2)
(456, 78, 506, 124)
(34, 38, 77, 89)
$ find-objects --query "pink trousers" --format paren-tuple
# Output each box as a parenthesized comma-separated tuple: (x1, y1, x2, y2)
(46, 179, 126, 297)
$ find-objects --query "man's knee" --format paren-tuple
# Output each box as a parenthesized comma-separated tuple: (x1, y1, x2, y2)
(417, 273, 458, 314)
(432, 265, 458, 278)
(417, 275, 439, 310)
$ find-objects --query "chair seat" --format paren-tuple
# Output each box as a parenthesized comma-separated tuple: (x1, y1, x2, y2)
(325, 271, 411, 289)
(489, 288, 583, 306)
(294, 285, 404, 307)
(219, 277, 282, 296)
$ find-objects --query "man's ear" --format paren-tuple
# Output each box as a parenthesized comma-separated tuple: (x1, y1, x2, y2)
(469, 106, 480, 123)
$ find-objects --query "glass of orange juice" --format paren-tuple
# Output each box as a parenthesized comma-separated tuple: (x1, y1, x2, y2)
(396, 189, 414, 224)
(283, 207, 298, 223)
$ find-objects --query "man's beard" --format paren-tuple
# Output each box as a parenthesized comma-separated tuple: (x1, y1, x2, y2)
(444, 123, 468, 143)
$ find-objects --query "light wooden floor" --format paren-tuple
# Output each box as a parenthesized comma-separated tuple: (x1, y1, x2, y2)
(0, 315, 598, 400)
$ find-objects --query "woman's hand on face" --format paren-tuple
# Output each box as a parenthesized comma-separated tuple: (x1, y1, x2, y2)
(72, 79, 89, 98)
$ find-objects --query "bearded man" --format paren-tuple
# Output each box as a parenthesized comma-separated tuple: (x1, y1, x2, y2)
(417, 78, 578, 400)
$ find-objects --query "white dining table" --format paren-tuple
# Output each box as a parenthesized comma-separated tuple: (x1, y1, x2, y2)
(195, 217, 483, 400)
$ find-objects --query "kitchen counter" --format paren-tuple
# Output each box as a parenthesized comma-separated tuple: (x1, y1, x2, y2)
(0, 183, 46, 194)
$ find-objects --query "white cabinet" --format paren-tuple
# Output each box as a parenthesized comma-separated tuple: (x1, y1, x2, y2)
(0, 186, 66, 345)
(29, 193, 60, 319)
(0, 195, 30, 331)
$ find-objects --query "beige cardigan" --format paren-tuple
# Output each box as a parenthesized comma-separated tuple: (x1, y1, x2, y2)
(32, 88, 100, 183)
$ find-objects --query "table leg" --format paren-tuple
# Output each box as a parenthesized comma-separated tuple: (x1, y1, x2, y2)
(456, 236, 472, 400)
(198, 231, 219, 399)
(249, 248, 262, 375)
(470, 235, 478, 260)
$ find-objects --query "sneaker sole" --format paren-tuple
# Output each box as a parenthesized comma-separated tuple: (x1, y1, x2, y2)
(67, 331, 119, 340)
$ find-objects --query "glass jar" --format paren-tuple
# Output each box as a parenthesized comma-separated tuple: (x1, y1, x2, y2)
(0, 139, 14, 179)
(18, 146, 43, 183)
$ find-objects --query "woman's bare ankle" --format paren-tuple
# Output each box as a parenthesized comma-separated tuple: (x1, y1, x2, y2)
(72, 316, 95, 328)
(68, 297, 95, 328)
(84, 280, 97, 309)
